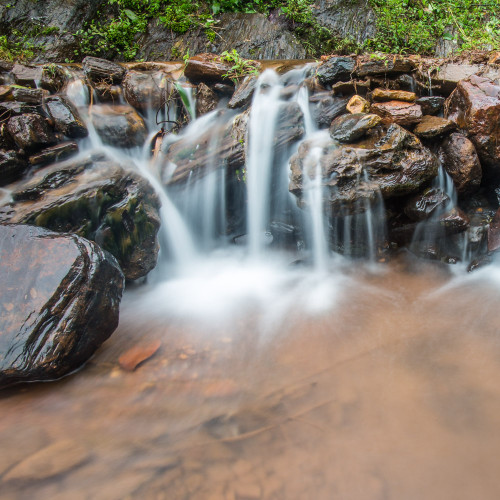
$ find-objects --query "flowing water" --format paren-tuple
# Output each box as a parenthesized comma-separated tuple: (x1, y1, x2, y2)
(2, 65, 500, 499)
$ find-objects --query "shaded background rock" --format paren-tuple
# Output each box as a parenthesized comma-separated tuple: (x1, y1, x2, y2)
(0, 224, 124, 387)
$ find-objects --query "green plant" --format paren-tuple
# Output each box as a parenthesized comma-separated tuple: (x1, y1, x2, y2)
(366, 0, 499, 54)
(220, 49, 260, 83)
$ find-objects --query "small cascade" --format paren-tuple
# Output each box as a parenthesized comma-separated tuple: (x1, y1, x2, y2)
(246, 70, 283, 258)
(409, 165, 463, 262)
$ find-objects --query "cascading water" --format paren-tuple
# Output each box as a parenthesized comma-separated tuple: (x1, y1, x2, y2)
(6, 60, 500, 500)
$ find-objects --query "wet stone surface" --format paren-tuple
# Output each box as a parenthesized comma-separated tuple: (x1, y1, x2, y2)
(0, 224, 124, 387)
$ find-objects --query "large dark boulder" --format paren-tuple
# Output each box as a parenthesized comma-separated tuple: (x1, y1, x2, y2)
(0, 223, 124, 388)
(0, 157, 161, 280)
(0, 151, 28, 186)
(445, 75, 500, 173)
(290, 124, 439, 215)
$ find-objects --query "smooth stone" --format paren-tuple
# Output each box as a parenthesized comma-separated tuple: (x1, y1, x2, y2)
(6, 114, 56, 152)
(371, 100, 423, 126)
(82, 56, 126, 84)
(45, 95, 88, 139)
(438, 132, 482, 194)
(29, 141, 79, 166)
(413, 115, 456, 138)
(0, 224, 124, 387)
(316, 56, 356, 85)
(346, 95, 370, 114)
(372, 88, 416, 102)
(329, 113, 381, 142)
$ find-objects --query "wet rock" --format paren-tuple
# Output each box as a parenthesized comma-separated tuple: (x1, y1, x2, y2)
(413, 115, 456, 138)
(29, 142, 79, 167)
(45, 96, 88, 139)
(394, 74, 416, 91)
(228, 75, 257, 109)
(356, 57, 414, 77)
(90, 104, 147, 148)
(416, 96, 445, 115)
(346, 95, 370, 114)
(444, 75, 500, 172)
(11, 64, 42, 88)
(0, 123, 16, 150)
(167, 102, 304, 186)
(0, 60, 14, 73)
(0, 157, 161, 280)
(372, 88, 416, 103)
(290, 124, 438, 214)
(310, 94, 348, 128)
(119, 339, 162, 372)
(184, 53, 235, 84)
(7, 114, 56, 152)
(316, 57, 356, 85)
(122, 70, 173, 111)
(0, 151, 28, 186)
(196, 83, 218, 116)
(94, 83, 122, 103)
(331, 79, 371, 96)
(40, 64, 68, 93)
(0, 101, 42, 117)
(0, 224, 124, 387)
(438, 132, 482, 194)
(12, 87, 49, 105)
(82, 56, 126, 84)
(431, 63, 498, 94)
(438, 207, 470, 234)
(329, 113, 381, 142)
(0, 85, 12, 101)
(371, 100, 422, 126)
(404, 188, 451, 221)
(213, 83, 235, 96)
(2, 440, 90, 481)
(488, 208, 500, 252)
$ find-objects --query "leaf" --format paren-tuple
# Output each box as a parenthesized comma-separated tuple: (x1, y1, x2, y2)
(123, 9, 139, 22)
(174, 81, 195, 120)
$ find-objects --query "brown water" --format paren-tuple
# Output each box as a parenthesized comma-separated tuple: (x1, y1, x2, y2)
(2, 258, 500, 499)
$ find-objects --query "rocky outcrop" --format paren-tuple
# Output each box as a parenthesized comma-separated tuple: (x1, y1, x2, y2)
(0, 223, 124, 387)
(0, 157, 161, 280)
(445, 75, 500, 174)
(289, 124, 439, 215)
(166, 101, 305, 186)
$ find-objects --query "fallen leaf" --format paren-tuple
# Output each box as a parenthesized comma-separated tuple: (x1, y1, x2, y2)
(119, 339, 162, 371)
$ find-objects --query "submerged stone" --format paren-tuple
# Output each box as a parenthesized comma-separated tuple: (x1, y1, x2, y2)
(0, 157, 161, 280)
(0, 224, 124, 387)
